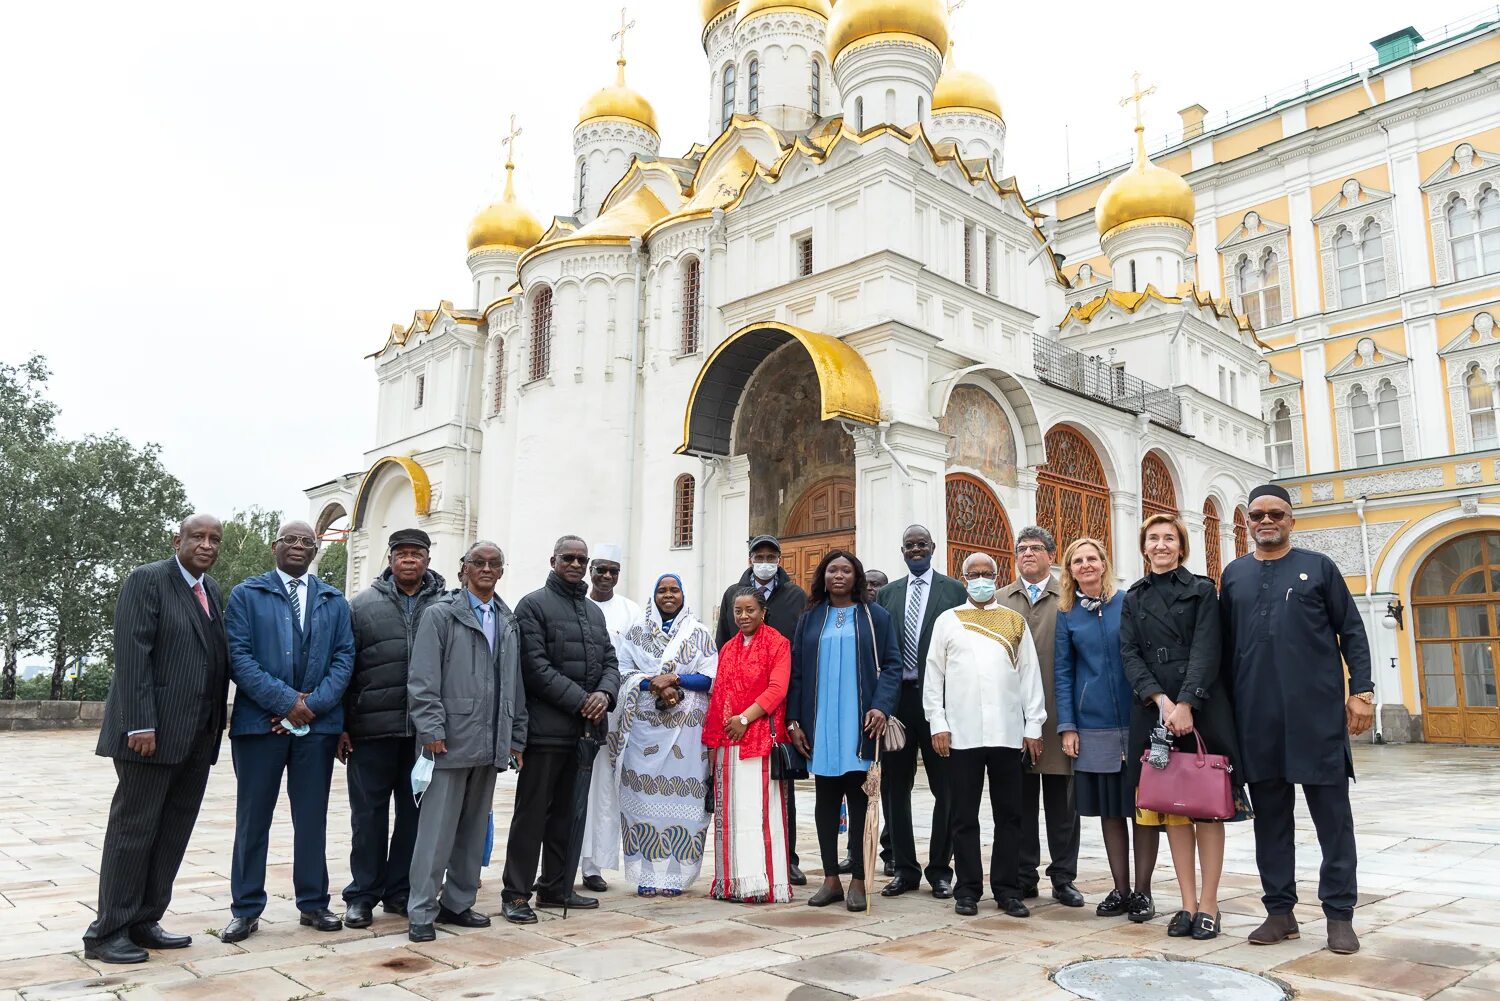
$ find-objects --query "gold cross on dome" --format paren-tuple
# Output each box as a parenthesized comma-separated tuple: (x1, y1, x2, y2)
(946, 0, 966, 14)
(501, 114, 522, 166)
(1120, 71, 1156, 130)
(613, 7, 635, 63)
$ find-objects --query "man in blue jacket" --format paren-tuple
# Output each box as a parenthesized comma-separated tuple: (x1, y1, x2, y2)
(221, 520, 355, 944)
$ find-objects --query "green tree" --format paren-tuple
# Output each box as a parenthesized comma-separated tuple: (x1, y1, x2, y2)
(0, 357, 59, 699)
(214, 507, 283, 601)
(317, 540, 348, 591)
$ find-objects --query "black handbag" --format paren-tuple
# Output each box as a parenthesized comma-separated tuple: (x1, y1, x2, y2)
(769, 716, 809, 781)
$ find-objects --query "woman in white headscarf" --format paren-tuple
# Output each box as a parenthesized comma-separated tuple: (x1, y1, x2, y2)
(616, 574, 718, 896)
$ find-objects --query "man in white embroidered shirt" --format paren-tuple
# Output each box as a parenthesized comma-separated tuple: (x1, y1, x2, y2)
(925, 552, 1047, 920)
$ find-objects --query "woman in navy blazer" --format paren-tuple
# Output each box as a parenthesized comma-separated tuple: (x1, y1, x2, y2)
(786, 550, 901, 912)
(1053, 537, 1161, 924)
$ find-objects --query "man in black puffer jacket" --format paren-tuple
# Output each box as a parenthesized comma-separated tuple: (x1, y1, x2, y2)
(337, 529, 447, 928)
(500, 535, 621, 924)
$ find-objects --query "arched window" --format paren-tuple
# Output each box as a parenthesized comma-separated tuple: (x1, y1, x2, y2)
(854, 96, 864, 132)
(1449, 189, 1500, 281)
(1237, 250, 1282, 328)
(1350, 379, 1403, 466)
(1335, 221, 1386, 306)
(680, 256, 702, 355)
(1469, 365, 1498, 450)
(721, 63, 736, 129)
(1266, 399, 1295, 476)
(1203, 497, 1223, 585)
(1413, 531, 1500, 743)
(489, 336, 506, 418)
(945, 473, 1015, 582)
(811, 61, 822, 116)
(748, 58, 760, 114)
(1036, 425, 1112, 559)
(1141, 452, 1177, 519)
(577, 158, 588, 211)
(1233, 506, 1249, 557)
(672, 474, 696, 548)
(528, 285, 553, 382)
(1129, 260, 1138, 292)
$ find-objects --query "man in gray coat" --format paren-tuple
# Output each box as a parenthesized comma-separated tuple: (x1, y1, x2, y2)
(405, 541, 527, 943)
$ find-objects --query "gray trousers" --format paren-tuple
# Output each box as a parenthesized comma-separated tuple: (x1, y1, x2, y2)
(408, 765, 497, 926)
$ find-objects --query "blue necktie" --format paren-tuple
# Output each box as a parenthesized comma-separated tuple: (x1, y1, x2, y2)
(1028, 583, 1041, 605)
(479, 604, 496, 653)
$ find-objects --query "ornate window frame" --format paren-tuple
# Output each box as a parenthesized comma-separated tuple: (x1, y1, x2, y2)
(1421, 143, 1500, 285)
(1314, 179, 1399, 310)
(1217, 211, 1293, 327)
(1260, 361, 1305, 476)
(1441, 311, 1500, 452)
(1328, 336, 1415, 468)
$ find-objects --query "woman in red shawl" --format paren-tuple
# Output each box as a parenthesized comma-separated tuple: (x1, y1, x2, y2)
(704, 587, 793, 902)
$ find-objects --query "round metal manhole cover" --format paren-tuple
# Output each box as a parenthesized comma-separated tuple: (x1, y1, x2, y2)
(1053, 958, 1286, 1000)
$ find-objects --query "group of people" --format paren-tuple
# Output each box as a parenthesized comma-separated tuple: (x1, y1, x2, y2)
(83, 480, 1374, 966)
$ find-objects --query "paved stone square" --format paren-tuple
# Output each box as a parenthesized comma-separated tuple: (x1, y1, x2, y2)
(3, 732, 1499, 1000)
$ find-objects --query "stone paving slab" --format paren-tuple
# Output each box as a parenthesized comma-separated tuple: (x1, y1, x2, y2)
(4, 732, 1500, 999)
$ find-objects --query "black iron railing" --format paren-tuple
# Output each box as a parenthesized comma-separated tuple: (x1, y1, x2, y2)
(1033, 337, 1182, 430)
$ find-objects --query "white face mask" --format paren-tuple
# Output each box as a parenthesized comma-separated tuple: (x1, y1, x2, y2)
(751, 562, 778, 582)
(411, 750, 435, 805)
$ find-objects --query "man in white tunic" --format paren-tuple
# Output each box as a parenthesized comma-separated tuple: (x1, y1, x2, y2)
(579, 545, 643, 892)
(926, 552, 1046, 920)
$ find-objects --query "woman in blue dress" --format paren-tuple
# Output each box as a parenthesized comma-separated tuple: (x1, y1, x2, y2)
(785, 550, 902, 912)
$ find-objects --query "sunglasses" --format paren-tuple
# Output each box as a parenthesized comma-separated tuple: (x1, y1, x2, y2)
(1247, 510, 1289, 523)
(556, 554, 589, 565)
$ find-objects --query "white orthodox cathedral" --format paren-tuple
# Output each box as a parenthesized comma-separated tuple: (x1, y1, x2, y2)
(308, 0, 1270, 610)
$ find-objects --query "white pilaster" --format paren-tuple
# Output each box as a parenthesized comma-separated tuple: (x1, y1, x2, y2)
(1300, 340, 1334, 471)
(1285, 164, 1319, 318)
(851, 423, 948, 570)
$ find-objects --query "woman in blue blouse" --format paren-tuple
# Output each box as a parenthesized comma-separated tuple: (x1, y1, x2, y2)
(1053, 538, 1161, 924)
(786, 550, 901, 912)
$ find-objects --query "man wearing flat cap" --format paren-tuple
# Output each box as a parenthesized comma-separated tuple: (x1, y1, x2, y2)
(1219, 484, 1374, 956)
(338, 528, 447, 928)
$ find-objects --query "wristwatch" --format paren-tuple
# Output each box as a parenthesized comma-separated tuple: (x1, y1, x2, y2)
(737, 715, 750, 727)
(1351, 691, 1375, 705)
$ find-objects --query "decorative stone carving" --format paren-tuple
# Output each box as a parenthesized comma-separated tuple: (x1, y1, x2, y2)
(1344, 466, 1444, 496)
(1286, 485, 1303, 505)
(1311, 482, 1334, 501)
(1420, 144, 1500, 284)
(1441, 312, 1500, 453)
(1313, 179, 1401, 310)
(1457, 462, 1482, 484)
(1461, 495, 1481, 516)
(1295, 522, 1402, 576)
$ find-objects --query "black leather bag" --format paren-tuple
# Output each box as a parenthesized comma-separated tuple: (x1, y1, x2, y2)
(769, 717, 809, 781)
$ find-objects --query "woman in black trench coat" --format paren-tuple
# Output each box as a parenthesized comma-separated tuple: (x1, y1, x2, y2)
(1120, 513, 1250, 942)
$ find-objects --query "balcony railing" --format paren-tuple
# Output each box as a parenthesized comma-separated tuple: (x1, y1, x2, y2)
(1033, 338, 1183, 431)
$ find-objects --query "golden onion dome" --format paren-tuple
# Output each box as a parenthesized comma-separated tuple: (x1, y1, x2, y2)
(578, 59, 658, 133)
(1095, 126, 1196, 238)
(466, 162, 544, 253)
(828, 0, 948, 64)
(702, 0, 737, 26)
(931, 44, 1001, 119)
(736, 0, 833, 21)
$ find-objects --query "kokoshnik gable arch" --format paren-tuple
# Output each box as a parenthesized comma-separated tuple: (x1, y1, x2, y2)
(677, 322, 882, 457)
(349, 455, 433, 530)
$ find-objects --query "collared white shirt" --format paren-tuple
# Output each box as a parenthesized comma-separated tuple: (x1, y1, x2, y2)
(924, 599, 1047, 751)
(175, 556, 204, 592)
(276, 568, 312, 631)
(1018, 573, 1051, 606)
(904, 566, 934, 640)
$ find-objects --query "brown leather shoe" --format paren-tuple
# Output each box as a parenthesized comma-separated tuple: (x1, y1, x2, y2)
(1326, 919, 1360, 954)
(1248, 912, 1300, 945)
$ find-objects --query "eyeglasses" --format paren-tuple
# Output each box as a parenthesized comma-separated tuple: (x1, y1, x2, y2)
(1015, 544, 1049, 555)
(1247, 510, 1289, 523)
(465, 559, 503, 571)
(276, 535, 318, 549)
(962, 571, 997, 581)
(556, 554, 589, 565)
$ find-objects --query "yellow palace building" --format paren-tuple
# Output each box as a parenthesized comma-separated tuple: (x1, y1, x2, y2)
(1041, 11, 1500, 745)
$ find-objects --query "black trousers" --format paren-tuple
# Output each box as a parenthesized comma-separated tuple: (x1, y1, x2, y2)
(882, 683, 953, 885)
(85, 723, 216, 943)
(343, 736, 419, 908)
(502, 747, 580, 902)
(1250, 778, 1358, 921)
(785, 778, 800, 868)
(814, 772, 867, 880)
(1018, 770, 1080, 890)
(949, 745, 1024, 903)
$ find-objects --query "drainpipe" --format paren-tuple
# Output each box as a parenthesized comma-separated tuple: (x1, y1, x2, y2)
(622, 237, 646, 598)
(696, 456, 721, 607)
(1351, 494, 1386, 742)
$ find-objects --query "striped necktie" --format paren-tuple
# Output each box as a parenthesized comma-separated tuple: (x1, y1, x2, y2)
(903, 577, 925, 680)
(287, 578, 302, 632)
(1028, 583, 1041, 605)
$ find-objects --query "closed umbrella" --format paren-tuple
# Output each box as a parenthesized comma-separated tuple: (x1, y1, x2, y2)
(860, 743, 882, 914)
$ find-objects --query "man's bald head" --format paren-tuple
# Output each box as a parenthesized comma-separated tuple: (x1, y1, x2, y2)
(273, 520, 319, 576)
(962, 551, 998, 576)
(173, 513, 223, 576)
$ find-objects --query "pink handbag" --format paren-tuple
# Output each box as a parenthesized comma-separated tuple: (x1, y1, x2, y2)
(1137, 731, 1234, 820)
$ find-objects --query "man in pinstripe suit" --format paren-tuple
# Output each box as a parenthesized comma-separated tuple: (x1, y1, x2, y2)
(84, 513, 229, 965)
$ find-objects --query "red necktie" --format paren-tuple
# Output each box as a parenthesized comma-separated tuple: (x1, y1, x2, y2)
(192, 581, 212, 619)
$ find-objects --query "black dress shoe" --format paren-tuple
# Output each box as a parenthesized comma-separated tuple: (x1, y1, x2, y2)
(300, 909, 343, 932)
(437, 905, 492, 927)
(343, 902, 373, 929)
(881, 875, 918, 897)
(807, 884, 845, 907)
(838, 856, 854, 875)
(1021, 885, 1039, 900)
(931, 878, 953, 900)
(1191, 911, 1221, 941)
(954, 898, 979, 916)
(129, 922, 192, 949)
(219, 917, 259, 943)
(383, 898, 408, 917)
(1126, 892, 1156, 924)
(845, 886, 867, 912)
(883, 861, 896, 877)
(788, 864, 807, 886)
(84, 933, 149, 965)
(1051, 882, 1085, 908)
(1095, 889, 1127, 917)
(537, 893, 598, 910)
(502, 900, 538, 925)
(1167, 910, 1194, 937)
(582, 874, 608, 893)
(999, 897, 1031, 918)
(408, 922, 435, 942)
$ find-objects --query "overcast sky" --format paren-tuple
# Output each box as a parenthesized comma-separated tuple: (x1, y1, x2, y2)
(1, 0, 1479, 522)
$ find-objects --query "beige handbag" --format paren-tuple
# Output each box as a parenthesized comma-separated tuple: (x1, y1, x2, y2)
(863, 605, 908, 752)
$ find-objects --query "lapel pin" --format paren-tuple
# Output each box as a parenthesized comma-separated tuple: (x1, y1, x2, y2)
(1299, 573, 1308, 581)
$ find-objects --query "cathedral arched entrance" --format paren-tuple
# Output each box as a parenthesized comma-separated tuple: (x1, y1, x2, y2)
(782, 476, 857, 590)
